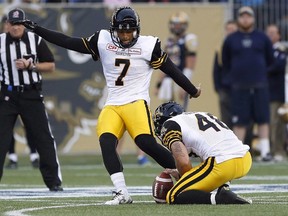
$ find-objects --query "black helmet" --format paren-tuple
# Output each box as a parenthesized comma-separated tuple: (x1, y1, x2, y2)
(153, 101, 185, 137)
(110, 6, 140, 49)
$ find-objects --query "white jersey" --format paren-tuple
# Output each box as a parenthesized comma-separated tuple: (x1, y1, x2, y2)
(161, 112, 250, 164)
(96, 30, 158, 106)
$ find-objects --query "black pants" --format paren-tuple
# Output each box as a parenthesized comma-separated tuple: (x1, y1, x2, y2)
(0, 89, 62, 188)
(8, 132, 37, 155)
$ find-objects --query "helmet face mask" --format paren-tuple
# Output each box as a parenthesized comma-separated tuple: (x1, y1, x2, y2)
(169, 11, 189, 36)
(153, 101, 185, 138)
(110, 6, 140, 49)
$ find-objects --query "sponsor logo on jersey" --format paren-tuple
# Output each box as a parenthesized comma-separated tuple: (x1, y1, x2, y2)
(106, 43, 141, 56)
(106, 43, 118, 51)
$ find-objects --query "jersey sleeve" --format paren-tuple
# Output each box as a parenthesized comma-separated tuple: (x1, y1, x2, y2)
(37, 37, 55, 63)
(185, 33, 198, 56)
(34, 25, 96, 56)
(160, 120, 183, 151)
(82, 31, 100, 61)
(150, 38, 168, 69)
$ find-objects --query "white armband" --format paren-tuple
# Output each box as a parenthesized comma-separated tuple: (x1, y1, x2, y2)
(183, 68, 193, 80)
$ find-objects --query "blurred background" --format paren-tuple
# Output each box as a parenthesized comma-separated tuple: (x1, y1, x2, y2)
(0, 0, 287, 157)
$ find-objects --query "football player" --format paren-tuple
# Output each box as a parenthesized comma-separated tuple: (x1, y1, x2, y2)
(155, 11, 197, 110)
(153, 101, 252, 204)
(17, 7, 201, 205)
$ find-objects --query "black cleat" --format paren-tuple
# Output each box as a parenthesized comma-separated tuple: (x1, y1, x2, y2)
(262, 153, 273, 162)
(49, 185, 64, 192)
(216, 185, 252, 204)
(5, 160, 18, 169)
(31, 159, 39, 169)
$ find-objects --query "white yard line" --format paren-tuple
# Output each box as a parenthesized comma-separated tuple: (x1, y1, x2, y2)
(4, 201, 154, 216)
(2, 184, 288, 216)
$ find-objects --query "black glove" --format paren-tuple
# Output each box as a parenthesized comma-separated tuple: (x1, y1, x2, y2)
(13, 19, 37, 31)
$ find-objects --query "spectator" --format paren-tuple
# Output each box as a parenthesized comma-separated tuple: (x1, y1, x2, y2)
(222, 6, 274, 161)
(266, 24, 287, 162)
(213, 20, 238, 129)
(155, 11, 197, 111)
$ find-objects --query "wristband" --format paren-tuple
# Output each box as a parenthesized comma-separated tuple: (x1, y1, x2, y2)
(31, 64, 37, 71)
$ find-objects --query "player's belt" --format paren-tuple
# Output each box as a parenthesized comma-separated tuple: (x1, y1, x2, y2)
(0, 83, 42, 92)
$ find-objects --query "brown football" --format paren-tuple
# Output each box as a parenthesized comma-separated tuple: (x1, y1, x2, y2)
(152, 171, 174, 204)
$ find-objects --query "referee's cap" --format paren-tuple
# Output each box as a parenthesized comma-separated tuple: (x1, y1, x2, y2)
(238, 6, 254, 17)
(7, 8, 26, 23)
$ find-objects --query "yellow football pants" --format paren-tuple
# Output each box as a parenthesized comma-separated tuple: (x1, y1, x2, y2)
(166, 151, 252, 204)
(97, 100, 155, 140)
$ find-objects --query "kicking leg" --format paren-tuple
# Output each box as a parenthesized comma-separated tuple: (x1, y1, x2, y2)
(135, 134, 175, 169)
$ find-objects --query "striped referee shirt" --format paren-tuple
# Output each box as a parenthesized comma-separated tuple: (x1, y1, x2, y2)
(0, 31, 54, 86)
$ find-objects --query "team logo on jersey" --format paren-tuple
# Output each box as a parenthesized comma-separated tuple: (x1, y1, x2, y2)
(242, 38, 252, 48)
(160, 126, 168, 140)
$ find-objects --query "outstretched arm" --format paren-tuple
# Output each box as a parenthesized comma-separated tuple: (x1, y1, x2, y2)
(35, 26, 91, 54)
(17, 19, 94, 54)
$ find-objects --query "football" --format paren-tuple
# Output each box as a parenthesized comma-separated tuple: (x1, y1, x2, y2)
(152, 171, 174, 204)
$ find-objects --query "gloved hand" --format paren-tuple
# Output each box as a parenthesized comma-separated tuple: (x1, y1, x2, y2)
(12, 19, 37, 31)
(190, 85, 201, 98)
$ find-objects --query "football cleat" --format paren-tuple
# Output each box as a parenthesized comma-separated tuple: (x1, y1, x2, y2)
(216, 185, 252, 204)
(137, 155, 151, 166)
(105, 190, 133, 205)
(31, 159, 39, 169)
(49, 185, 64, 192)
(5, 160, 18, 169)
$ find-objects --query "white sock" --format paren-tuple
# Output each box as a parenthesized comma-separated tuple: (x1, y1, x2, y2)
(110, 172, 128, 196)
(210, 193, 216, 205)
(30, 153, 39, 161)
(258, 138, 270, 157)
(8, 153, 18, 162)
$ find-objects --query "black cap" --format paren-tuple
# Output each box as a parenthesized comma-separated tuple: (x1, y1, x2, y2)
(7, 8, 26, 23)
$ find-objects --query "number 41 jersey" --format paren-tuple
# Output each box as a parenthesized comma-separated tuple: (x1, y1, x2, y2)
(94, 30, 162, 106)
(160, 112, 250, 164)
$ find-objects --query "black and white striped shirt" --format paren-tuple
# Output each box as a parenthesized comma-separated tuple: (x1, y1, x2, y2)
(0, 31, 54, 86)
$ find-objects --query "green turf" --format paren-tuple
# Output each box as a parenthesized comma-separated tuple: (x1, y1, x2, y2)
(0, 154, 288, 216)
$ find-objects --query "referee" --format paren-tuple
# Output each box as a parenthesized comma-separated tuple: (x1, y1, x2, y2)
(0, 8, 63, 191)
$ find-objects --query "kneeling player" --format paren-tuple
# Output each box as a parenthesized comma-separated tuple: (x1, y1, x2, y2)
(153, 101, 252, 204)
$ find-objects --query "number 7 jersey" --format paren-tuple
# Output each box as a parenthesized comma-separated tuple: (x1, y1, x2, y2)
(160, 112, 250, 164)
(86, 30, 165, 106)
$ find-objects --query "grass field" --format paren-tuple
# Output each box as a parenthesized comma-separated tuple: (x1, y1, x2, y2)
(0, 154, 288, 216)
